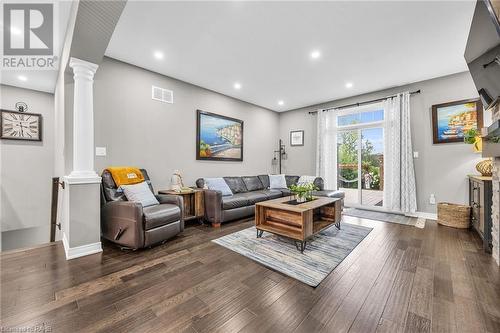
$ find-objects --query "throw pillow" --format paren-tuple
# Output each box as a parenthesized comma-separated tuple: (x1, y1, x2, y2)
(204, 177, 233, 196)
(121, 181, 159, 207)
(269, 174, 287, 189)
(298, 175, 317, 186)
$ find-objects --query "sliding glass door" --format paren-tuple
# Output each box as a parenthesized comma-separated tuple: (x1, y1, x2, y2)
(336, 105, 384, 208)
(337, 130, 359, 206)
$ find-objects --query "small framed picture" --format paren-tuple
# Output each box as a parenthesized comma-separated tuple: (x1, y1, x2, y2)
(290, 130, 304, 146)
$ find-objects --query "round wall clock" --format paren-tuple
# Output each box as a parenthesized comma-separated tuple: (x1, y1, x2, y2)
(1, 109, 42, 141)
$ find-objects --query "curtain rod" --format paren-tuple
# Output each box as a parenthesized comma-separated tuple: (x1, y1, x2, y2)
(308, 90, 421, 114)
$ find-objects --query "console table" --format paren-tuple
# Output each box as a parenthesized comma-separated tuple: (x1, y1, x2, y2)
(468, 175, 493, 253)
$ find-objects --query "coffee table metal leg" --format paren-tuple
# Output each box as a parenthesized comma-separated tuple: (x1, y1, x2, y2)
(295, 241, 307, 253)
(257, 229, 264, 238)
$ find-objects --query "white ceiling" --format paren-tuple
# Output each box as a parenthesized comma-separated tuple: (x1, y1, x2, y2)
(0, 0, 72, 93)
(105, 1, 476, 112)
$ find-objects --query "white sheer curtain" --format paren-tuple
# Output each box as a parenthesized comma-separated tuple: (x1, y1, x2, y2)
(383, 92, 417, 213)
(316, 108, 338, 189)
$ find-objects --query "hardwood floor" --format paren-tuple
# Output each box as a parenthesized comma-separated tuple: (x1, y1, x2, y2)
(1, 216, 499, 333)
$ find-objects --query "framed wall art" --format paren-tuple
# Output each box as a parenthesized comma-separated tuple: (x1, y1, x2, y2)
(196, 110, 243, 161)
(290, 130, 304, 146)
(431, 98, 483, 144)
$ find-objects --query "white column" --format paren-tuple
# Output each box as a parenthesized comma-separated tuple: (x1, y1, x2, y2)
(67, 57, 99, 181)
(62, 57, 102, 260)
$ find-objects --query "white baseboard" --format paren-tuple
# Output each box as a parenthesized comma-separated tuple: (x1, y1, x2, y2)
(405, 211, 437, 220)
(62, 233, 102, 260)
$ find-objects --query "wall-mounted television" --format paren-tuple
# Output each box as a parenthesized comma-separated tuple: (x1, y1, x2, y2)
(465, 0, 500, 110)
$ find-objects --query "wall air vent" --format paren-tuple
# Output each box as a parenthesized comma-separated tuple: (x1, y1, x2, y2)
(152, 85, 173, 104)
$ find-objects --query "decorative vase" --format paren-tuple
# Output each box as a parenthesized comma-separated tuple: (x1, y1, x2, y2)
(476, 158, 493, 177)
(296, 195, 306, 203)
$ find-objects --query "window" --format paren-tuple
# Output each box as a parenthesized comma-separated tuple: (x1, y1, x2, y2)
(337, 108, 384, 127)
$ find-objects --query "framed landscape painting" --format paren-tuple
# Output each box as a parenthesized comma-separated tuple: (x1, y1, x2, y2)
(196, 110, 244, 161)
(431, 98, 483, 144)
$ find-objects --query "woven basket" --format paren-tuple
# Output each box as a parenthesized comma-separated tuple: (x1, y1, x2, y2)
(437, 202, 471, 228)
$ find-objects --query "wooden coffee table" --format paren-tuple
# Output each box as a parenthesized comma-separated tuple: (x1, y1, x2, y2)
(255, 196, 342, 252)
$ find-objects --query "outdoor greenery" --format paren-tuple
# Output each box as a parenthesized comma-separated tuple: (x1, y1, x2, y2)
(337, 131, 382, 190)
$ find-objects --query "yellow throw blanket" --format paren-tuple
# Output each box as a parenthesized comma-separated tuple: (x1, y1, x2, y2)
(106, 167, 145, 187)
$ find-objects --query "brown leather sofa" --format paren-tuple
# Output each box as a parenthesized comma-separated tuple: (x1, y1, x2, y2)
(195, 175, 344, 227)
(101, 169, 184, 249)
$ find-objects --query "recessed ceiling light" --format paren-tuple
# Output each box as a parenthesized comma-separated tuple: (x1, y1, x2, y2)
(234, 82, 241, 90)
(153, 51, 164, 60)
(345, 82, 353, 88)
(278, 100, 284, 106)
(18, 75, 27, 81)
(310, 50, 321, 59)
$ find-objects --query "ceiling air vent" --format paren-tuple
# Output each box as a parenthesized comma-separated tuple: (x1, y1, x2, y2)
(152, 85, 173, 104)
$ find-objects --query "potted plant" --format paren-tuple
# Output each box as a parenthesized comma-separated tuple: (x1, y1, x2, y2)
(289, 183, 318, 203)
(463, 128, 499, 176)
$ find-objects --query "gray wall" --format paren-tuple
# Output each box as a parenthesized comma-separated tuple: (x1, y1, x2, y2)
(279, 71, 486, 214)
(1, 85, 55, 250)
(94, 57, 280, 188)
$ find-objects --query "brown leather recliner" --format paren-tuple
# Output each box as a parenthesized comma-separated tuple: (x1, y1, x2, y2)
(100, 169, 184, 249)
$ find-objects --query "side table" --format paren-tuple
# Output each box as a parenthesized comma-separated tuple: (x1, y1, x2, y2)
(158, 189, 204, 224)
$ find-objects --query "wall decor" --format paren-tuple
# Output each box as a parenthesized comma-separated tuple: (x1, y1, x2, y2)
(290, 130, 304, 146)
(1, 109, 42, 141)
(431, 98, 483, 144)
(196, 110, 243, 161)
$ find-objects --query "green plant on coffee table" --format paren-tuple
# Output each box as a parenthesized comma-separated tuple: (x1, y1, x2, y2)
(289, 183, 318, 202)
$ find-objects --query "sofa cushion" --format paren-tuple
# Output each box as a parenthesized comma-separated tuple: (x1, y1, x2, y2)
(238, 192, 268, 204)
(258, 175, 270, 189)
(204, 177, 233, 196)
(279, 188, 293, 196)
(312, 190, 345, 199)
(298, 175, 316, 185)
(269, 174, 287, 189)
(242, 176, 264, 191)
(285, 175, 300, 187)
(222, 194, 250, 210)
(223, 177, 248, 193)
(313, 177, 325, 191)
(195, 178, 205, 189)
(255, 189, 283, 200)
(143, 204, 181, 230)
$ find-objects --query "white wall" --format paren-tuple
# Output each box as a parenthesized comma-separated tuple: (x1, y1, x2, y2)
(279, 71, 485, 214)
(94, 57, 280, 188)
(1, 85, 55, 250)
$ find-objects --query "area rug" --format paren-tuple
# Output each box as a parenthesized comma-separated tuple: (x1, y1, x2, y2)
(344, 208, 417, 226)
(212, 223, 372, 287)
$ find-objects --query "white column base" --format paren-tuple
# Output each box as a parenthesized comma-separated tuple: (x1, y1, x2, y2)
(61, 177, 102, 261)
(62, 232, 102, 260)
